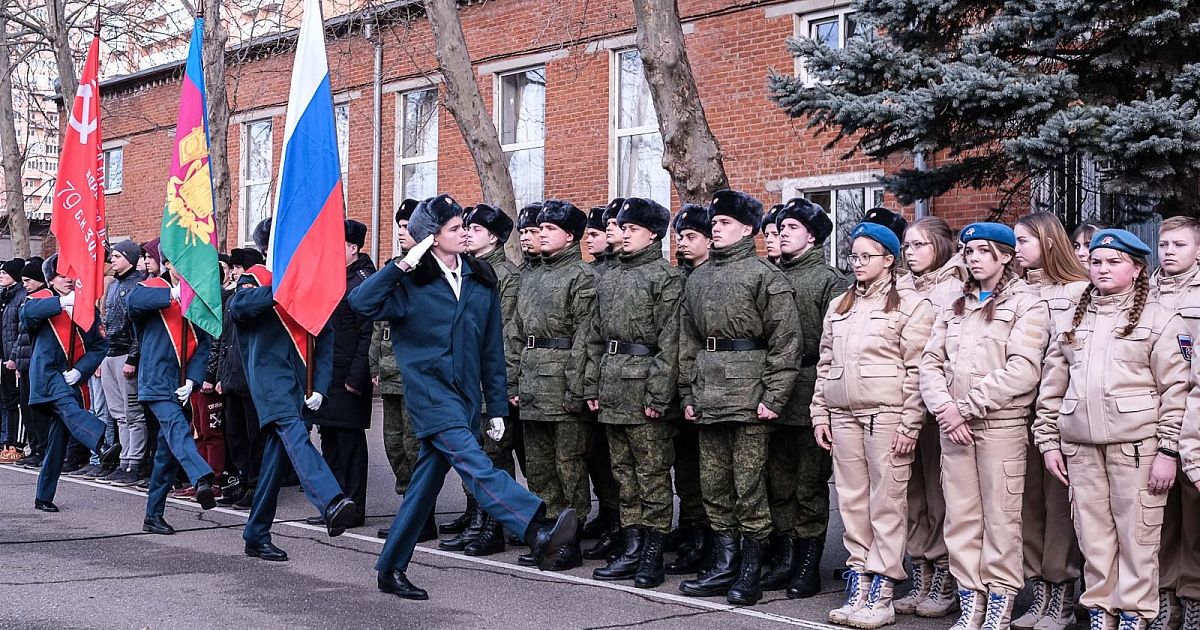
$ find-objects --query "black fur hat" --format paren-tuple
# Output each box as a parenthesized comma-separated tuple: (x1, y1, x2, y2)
(777, 197, 834, 244)
(586, 206, 607, 232)
(517, 202, 543, 231)
(602, 198, 625, 225)
(761, 204, 784, 233)
(252, 218, 272, 253)
(673, 203, 712, 238)
(710, 189, 764, 235)
(395, 198, 420, 224)
(409, 194, 465, 242)
(616, 198, 671, 240)
(464, 203, 514, 243)
(536, 199, 587, 241)
(344, 219, 367, 248)
(42, 253, 60, 282)
(864, 207, 908, 242)
(230, 247, 266, 268)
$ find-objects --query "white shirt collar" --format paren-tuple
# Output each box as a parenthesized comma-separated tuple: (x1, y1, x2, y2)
(434, 254, 463, 300)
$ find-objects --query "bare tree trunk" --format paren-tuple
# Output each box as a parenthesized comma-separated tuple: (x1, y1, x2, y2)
(46, 0, 78, 130)
(632, 0, 728, 204)
(0, 12, 30, 257)
(203, 0, 233, 250)
(422, 0, 520, 259)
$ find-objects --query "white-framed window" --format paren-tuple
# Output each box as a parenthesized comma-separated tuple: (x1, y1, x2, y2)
(611, 48, 672, 257)
(240, 118, 274, 245)
(794, 6, 867, 86)
(782, 183, 884, 270)
(396, 88, 438, 202)
(335, 103, 350, 202)
(496, 66, 545, 208)
(102, 147, 123, 194)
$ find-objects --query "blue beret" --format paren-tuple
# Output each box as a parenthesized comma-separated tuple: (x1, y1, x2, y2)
(1089, 228, 1152, 258)
(850, 222, 901, 258)
(959, 222, 1016, 248)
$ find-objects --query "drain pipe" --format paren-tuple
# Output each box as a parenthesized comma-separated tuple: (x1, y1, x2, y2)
(368, 20, 383, 263)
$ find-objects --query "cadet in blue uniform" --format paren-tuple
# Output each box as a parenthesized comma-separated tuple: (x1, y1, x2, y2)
(228, 219, 358, 562)
(23, 254, 117, 512)
(126, 262, 218, 535)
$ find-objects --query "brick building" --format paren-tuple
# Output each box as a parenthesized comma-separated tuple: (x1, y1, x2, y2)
(99, 0, 1003, 266)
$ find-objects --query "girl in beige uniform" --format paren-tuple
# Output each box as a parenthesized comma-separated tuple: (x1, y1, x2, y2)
(920, 223, 1051, 630)
(896, 217, 966, 618)
(1034, 229, 1188, 630)
(812, 222, 934, 629)
(1011, 213, 1089, 630)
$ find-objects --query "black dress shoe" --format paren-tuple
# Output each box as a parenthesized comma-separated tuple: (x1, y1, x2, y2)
(517, 552, 537, 566)
(143, 516, 176, 535)
(33, 499, 58, 512)
(194, 477, 216, 510)
(325, 497, 359, 538)
(378, 570, 428, 600)
(245, 541, 288, 562)
(527, 508, 577, 571)
(377, 527, 390, 540)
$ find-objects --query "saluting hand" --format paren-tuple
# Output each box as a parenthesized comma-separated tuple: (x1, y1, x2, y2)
(1043, 449, 1069, 486)
(397, 235, 435, 271)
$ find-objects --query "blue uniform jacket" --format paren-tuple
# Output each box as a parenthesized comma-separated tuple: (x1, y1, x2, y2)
(126, 284, 213, 403)
(228, 284, 333, 425)
(348, 255, 507, 439)
(20, 296, 107, 405)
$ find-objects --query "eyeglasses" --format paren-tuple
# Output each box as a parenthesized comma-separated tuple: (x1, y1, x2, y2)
(847, 253, 889, 265)
(902, 241, 931, 251)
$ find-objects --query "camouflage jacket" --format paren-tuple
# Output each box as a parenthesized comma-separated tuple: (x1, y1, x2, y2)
(586, 243, 683, 424)
(508, 242, 597, 421)
(591, 250, 619, 276)
(679, 237, 801, 424)
(776, 247, 850, 426)
(481, 247, 521, 417)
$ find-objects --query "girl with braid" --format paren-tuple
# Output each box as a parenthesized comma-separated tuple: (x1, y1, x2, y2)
(919, 223, 1051, 630)
(1033, 229, 1188, 630)
(1011, 213, 1089, 630)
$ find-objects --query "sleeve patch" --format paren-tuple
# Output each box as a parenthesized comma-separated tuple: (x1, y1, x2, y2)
(1179, 334, 1192, 362)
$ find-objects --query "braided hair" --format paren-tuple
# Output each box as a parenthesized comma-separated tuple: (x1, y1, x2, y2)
(953, 242, 1017, 321)
(1065, 256, 1148, 343)
(835, 241, 902, 315)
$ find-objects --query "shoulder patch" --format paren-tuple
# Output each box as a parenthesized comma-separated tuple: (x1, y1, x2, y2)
(1179, 335, 1193, 362)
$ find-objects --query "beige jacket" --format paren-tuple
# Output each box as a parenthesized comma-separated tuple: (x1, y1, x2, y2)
(1025, 269, 1088, 331)
(811, 277, 934, 438)
(900, 254, 967, 311)
(1183, 363, 1200, 484)
(1151, 266, 1200, 336)
(920, 278, 1050, 427)
(1034, 288, 1190, 454)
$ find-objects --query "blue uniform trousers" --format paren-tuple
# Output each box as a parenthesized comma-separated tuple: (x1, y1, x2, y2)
(35, 395, 105, 502)
(376, 426, 544, 573)
(243, 416, 344, 545)
(144, 400, 214, 519)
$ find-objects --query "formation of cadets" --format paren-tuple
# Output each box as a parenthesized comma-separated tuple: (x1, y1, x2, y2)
(3, 187, 1200, 630)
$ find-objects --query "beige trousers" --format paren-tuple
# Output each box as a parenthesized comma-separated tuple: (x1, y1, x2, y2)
(1022, 434, 1084, 583)
(1065, 440, 1166, 620)
(941, 421, 1026, 595)
(831, 411, 913, 581)
(1158, 460, 1200, 599)
(906, 420, 948, 564)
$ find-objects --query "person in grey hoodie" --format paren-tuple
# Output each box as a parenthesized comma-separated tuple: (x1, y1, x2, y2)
(93, 240, 147, 485)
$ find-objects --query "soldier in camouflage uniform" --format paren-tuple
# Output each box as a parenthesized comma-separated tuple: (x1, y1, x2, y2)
(584, 204, 618, 268)
(508, 200, 597, 571)
(586, 198, 682, 589)
(677, 189, 801, 607)
(761, 204, 783, 266)
(761, 198, 849, 598)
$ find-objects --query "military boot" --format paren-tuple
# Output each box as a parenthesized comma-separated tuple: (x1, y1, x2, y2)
(786, 536, 825, 599)
(894, 561, 932, 615)
(438, 496, 478, 534)
(760, 536, 798, 592)
(847, 574, 897, 629)
(581, 506, 616, 539)
(829, 569, 872, 625)
(666, 523, 711, 575)
(949, 590, 987, 630)
(1087, 609, 1118, 630)
(1034, 582, 1077, 630)
(1180, 598, 1199, 630)
(980, 592, 1015, 630)
(634, 529, 666, 589)
(463, 513, 505, 557)
(915, 565, 959, 617)
(1147, 590, 1178, 630)
(1014, 579, 1051, 630)
(664, 520, 695, 553)
(727, 536, 764, 606)
(584, 519, 624, 560)
(547, 520, 583, 571)
(1116, 612, 1146, 630)
(593, 527, 645, 581)
(438, 505, 485, 551)
(679, 532, 741, 598)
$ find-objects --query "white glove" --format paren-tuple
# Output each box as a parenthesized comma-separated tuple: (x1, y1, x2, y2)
(305, 392, 324, 411)
(175, 379, 194, 404)
(399, 235, 436, 270)
(486, 417, 505, 441)
(170, 284, 182, 301)
(59, 291, 76, 307)
(62, 369, 81, 386)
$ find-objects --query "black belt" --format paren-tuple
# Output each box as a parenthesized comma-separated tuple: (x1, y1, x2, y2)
(606, 340, 659, 356)
(527, 336, 572, 350)
(704, 337, 767, 352)
(800, 354, 819, 367)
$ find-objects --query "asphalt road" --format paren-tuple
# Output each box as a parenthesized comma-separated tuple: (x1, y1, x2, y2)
(0, 402, 965, 630)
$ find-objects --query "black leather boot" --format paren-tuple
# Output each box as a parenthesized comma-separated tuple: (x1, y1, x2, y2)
(581, 505, 615, 539)
(663, 520, 694, 553)
(439, 505, 486, 551)
(727, 535, 764, 605)
(548, 519, 583, 571)
(464, 513, 505, 557)
(786, 536, 825, 599)
(593, 527, 645, 581)
(583, 519, 624, 560)
(634, 529, 666, 589)
(679, 532, 741, 597)
(438, 496, 478, 535)
(666, 523, 711, 575)
(760, 536, 798, 591)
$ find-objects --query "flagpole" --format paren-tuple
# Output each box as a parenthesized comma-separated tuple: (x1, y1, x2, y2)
(93, 0, 101, 36)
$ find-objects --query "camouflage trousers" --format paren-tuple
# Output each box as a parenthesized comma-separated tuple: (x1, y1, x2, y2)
(698, 422, 774, 540)
(381, 394, 418, 496)
(522, 420, 591, 521)
(766, 425, 833, 539)
(607, 422, 677, 533)
(586, 418, 620, 516)
(672, 418, 706, 525)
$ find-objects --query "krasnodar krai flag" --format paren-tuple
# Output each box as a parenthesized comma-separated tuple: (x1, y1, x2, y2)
(267, 0, 346, 335)
(161, 17, 223, 338)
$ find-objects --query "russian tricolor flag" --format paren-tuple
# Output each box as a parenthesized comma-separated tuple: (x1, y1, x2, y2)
(267, 0, 346, 335)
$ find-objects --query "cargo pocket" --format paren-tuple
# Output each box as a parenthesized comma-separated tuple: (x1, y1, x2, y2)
(1136, 488, 1168, 545)
(532, 362, 568, 415)
(888, 449, 915, 497)
(1002, 458, 1026, 511)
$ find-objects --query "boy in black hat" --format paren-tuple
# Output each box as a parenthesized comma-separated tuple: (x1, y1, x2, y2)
(0, 258, 23, 462)
(762, 204, 784, 265)
(9, 261, 46, 468)
(584, 206, 615, 269)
